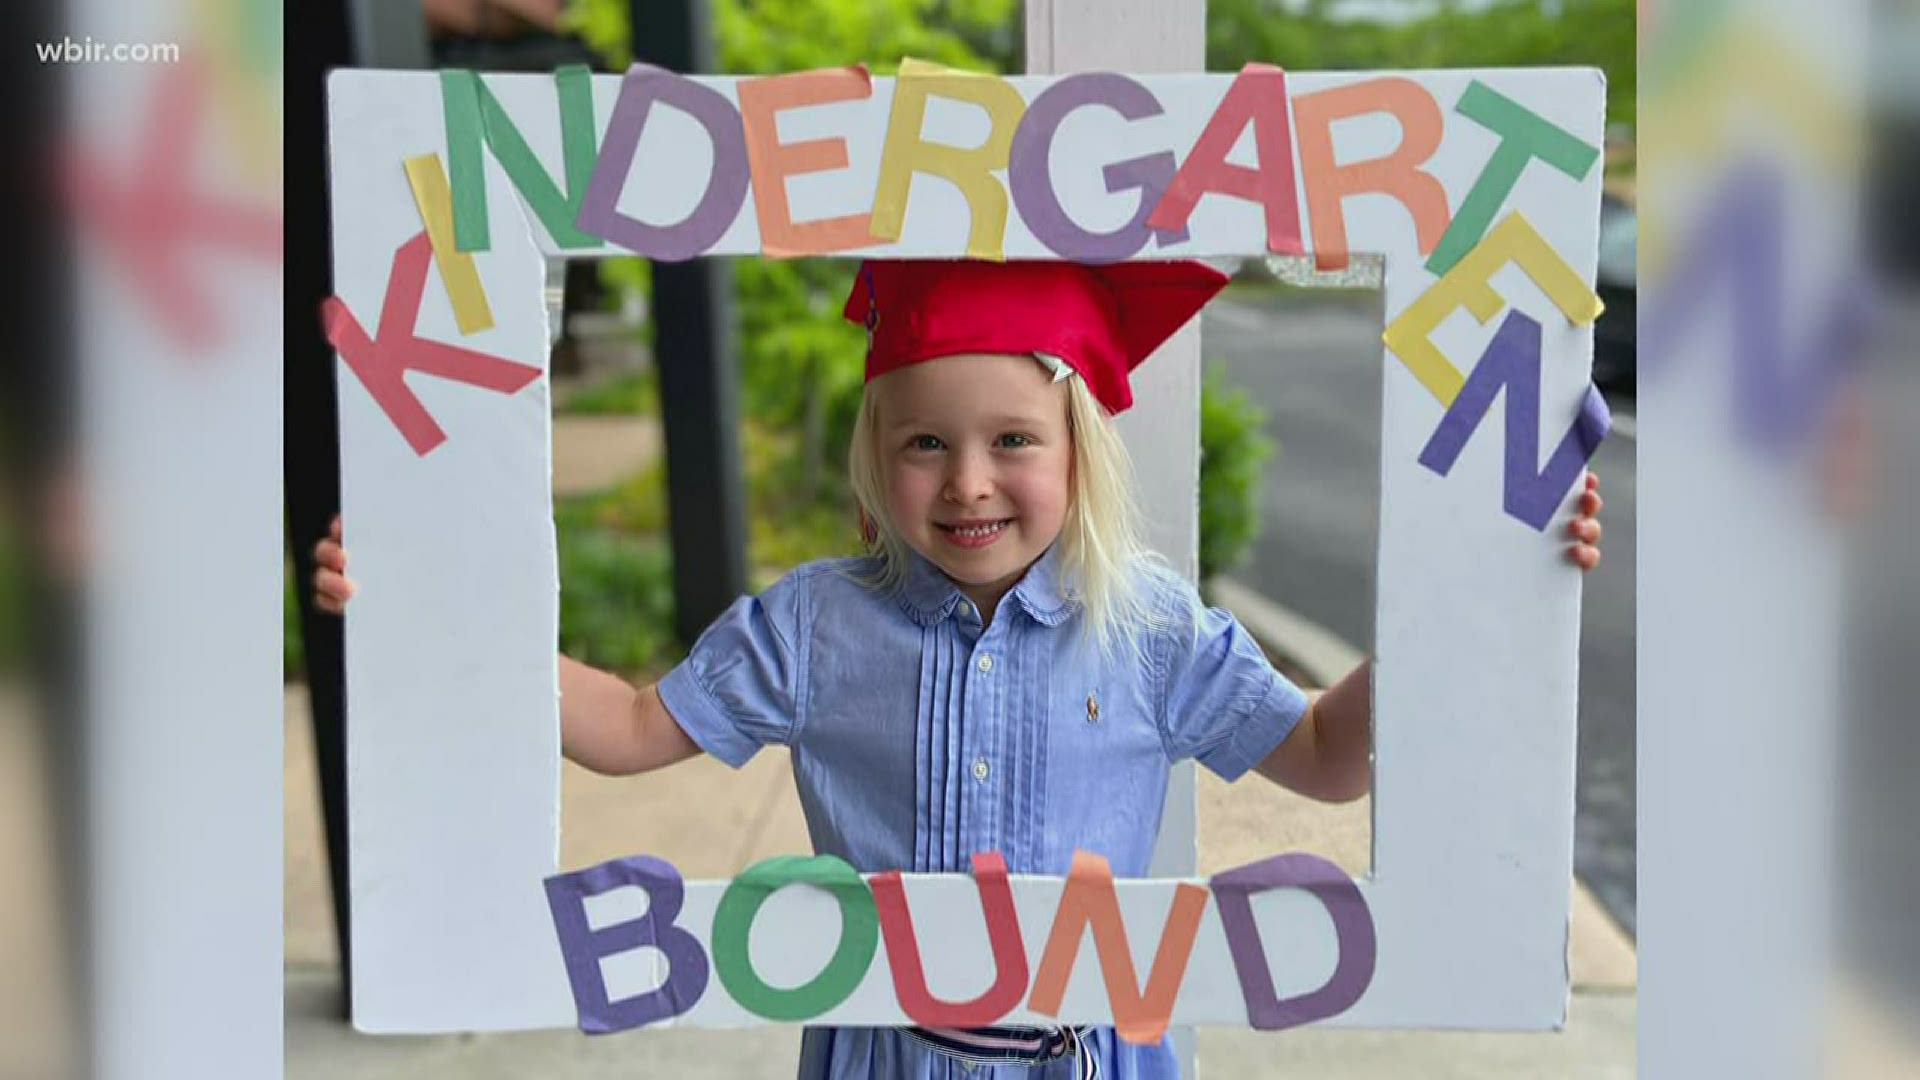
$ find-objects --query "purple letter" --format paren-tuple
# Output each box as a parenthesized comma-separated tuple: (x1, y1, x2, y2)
(576, 64, 750, 261)
(544, 855, 710, 1033)
(1209, 853, 1376, 1031)
(1417, 310, 1611, 532)
(1008, 72, 1185, 262)
(1641, 162, 1867, 452)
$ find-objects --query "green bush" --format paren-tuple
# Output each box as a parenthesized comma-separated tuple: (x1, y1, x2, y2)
(0, 521, 26, 676)
(284, 563, 305, 681)
(558, 370, 659, 416)
(595, 256, 653, 324)
(280, 505, 681, 682)
(1198, 373, 1274, 581)
(733, 259, 869, 498)
(740, 420, 862, 568)
(557, 527, 680, 674)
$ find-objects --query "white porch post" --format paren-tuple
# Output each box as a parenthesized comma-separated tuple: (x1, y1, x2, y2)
(1024, 2, 1209, 1075)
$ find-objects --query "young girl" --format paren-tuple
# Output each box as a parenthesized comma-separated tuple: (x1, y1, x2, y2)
(315, 258, 1605, 1078)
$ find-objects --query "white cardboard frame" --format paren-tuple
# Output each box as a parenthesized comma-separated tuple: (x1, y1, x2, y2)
(326, 65, 1605, 1034)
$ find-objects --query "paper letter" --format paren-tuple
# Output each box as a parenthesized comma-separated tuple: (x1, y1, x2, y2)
(1641, 162, 1864, 452)
(710, 854, 879, 1021)
(321, 231, 542, 456)
(1008, 72, 1185, 262)
(869, 58, 1027, 261)
(441, 65, 600, 251)
(1426, 81, 1600, 275)
(1026, 850, 1209, 1046)
(1209, 853, 1375, 1031)
(1417, 311, 1612, 530)
(402, 153, 495, 335)
(737, 66, 877, 257)
(543, 856, 711, 1033)
(576, 63, 752, 261)
(1291, 76, 1449, 272)
(871, 852, 1028, 1027)
(1382, 212, 1603, 405)
(1145, 63, 1302, 255)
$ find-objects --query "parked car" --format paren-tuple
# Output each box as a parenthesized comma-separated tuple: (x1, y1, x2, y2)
(1592, 193, 1637, 392)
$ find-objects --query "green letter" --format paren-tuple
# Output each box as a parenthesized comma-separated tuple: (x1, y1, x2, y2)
(441, 64, 600, 250)
(1425, 80, 1599, 275)
(710, 854, 878, 1021)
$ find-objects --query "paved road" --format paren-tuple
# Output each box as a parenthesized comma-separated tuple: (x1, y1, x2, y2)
(1204, 291, 1638, 934)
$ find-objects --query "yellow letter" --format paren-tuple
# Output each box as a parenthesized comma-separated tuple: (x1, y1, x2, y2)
(403, 153, 496, 335)
(870, 58, 1026, 261)
(1382, 212, 1602, 405)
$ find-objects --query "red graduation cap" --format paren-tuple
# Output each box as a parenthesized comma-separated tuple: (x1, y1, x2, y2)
(842, 259, 1230, 415)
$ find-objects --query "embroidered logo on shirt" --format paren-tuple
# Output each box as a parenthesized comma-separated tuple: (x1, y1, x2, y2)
(1086, 691, 1100, 724)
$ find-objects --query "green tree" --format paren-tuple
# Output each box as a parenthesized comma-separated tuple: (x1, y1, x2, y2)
(1207, 0, 1635, 126)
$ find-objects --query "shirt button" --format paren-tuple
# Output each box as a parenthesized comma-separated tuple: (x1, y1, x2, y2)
(972, 758, 990, 781)
(957, 601, 973, 619)
(976, 654, 994, 674)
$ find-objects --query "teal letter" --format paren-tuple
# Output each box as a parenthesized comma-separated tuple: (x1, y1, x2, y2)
(441, 64, 600, 250)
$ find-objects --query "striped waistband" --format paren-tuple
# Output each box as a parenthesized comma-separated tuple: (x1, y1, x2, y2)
(901, 1025, 1098, 1078)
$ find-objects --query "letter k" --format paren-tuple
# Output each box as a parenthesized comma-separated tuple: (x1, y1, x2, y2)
(322, 231, 541, 456)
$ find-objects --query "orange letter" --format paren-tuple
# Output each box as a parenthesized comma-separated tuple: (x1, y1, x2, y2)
(1292, 77, 1450, 271)
(737, 66, 877, 257)
(1027, 851, 1209, 1046)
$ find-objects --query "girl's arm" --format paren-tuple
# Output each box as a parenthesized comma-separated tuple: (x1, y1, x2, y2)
(1254, 660, 1371, 803)
(1251, 470, 1606, 801)
(312, 517, 706, 776)
(559, 655, 703, 776)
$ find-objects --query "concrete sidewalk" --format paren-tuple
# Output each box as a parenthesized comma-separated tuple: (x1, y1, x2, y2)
(551, 414, 660, 498)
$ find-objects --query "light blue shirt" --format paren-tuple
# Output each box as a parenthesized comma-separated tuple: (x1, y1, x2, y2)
(658, 545, 1309, 1079)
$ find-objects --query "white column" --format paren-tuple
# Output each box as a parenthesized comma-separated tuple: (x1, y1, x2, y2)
(1024, 3, 1207, 1075)
(75, 13, 285, 1075)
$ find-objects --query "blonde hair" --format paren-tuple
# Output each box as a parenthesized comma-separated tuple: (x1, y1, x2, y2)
(847, 367, 1175, 664)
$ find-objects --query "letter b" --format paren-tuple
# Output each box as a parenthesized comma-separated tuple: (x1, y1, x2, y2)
(544, 855, 711, 1033)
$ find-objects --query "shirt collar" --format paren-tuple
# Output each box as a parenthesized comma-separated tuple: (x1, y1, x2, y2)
(897, 545, 1077, 628)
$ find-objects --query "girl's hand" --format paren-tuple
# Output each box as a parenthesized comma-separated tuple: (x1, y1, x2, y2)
(313, 515, 356, 615)
(1565, 472, 1604, 572)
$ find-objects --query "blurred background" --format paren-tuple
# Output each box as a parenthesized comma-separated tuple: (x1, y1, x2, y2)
(15, 0, 1920, 1077)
